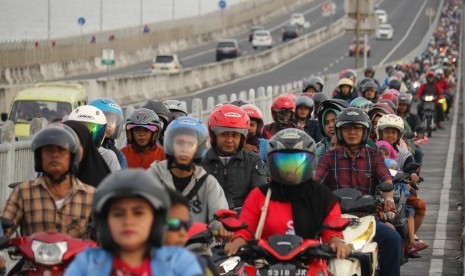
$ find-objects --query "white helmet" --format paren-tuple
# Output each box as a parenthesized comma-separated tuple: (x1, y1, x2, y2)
(68, 105, 107, 147)
(376, 114, 404, 143)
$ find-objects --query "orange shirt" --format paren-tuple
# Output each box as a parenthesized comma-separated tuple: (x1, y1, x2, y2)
(121, 144, 166, 169)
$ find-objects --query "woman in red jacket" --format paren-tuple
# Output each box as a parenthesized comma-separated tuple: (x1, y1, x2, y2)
(224, 128, 350, 259)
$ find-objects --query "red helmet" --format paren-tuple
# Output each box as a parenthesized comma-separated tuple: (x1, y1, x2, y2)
(378, 92, 399, 108)
(368, 102, 395, 120)
(426, 70, 435, 77)
(282, 92, 297, 102)
(241, 104, 265, 137)
(208, 104, 250, 149)
(383, 88, 400, 97)
(271, 96, 296, 120)
(339, 68, 357, 80)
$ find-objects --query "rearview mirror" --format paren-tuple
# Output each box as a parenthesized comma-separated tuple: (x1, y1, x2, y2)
(379, 182, 394, 192)
(220, 217, 248, 232)
(214, 209, 237, 220)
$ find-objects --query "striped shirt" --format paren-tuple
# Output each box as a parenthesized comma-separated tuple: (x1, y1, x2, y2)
(315, 147, 392, 196)
(2, 176, 94, 238)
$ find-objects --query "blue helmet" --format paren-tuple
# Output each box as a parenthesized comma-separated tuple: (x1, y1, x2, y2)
(163, 116, 209, 162)
(89, 98, 124, 139)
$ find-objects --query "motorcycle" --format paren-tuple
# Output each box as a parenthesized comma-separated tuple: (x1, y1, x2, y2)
(330, 188, 379, 276)
(0, 217, 96, 276)
(217, 216, 365, 276)
(421, 95, 437, 137)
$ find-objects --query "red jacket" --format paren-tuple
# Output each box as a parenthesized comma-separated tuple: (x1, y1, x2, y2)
(233, 188, 343, 243)
(415, 82, 443, 99)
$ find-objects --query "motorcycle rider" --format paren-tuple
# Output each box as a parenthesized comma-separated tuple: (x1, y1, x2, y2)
(147, 116, 230, 238)
(397, 94, 423, 163)
(89, 98, 128, 169)
(1, 124, 95, 239)
(164, 99, 189, 120)
(361, 79, 379, 103)
(121, 108, 166, 169)
(141, 99, 172, 145)
(240, 104, 270, 161)
(264, 96, 300, 135)
(67, 105, 121, 171)
(201, 104, 268, 209)
(224, 129, 350, 260)
(333, 78, 358, 104)
(302, 75, 324, 97)
(65, 169, 202, 275)
(294, 95, 314, 131)
(363, 66, 381, 88)
(415, 70, 445, 129)
(315, 107, 403, 276)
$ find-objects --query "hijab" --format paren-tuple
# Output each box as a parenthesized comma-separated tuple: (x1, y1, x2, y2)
(259, 179, 338, 239)
(64, 121, 111, 187)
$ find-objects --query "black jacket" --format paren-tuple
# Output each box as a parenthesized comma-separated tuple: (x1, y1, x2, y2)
(200, 148, 268, 208)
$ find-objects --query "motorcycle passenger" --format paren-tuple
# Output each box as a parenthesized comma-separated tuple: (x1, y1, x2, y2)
(165, 99, 189, 120)
(294, 95, 314, 131)
(311, 92, 328, 119)
(147, 116, 229, 238)
(397, 94, 423, 163)
(435, 68, 451, 118)
(65, 169, 202, 276)
(224, 129, 350, 260)
(364, 66, 381, 88)
(1, 124, 95, 238)
(89, 98, 128, 169)
(415, 70, 445, 129)
(121, 108, 166, 169)
(241, 104, 270, 161)
(361, 79, 379, 103)
(63, 121, 112, 187)
(333, 78, 357, 104)
(302, 75, 324, 97)
(68, 105, 121, 171)
(315, 107, 403, 276)
(315, 99, 349, 162)
(201, 104, 268, 209)
(141, 99, 172, 145)
(368, 103, 395, 142)
(264, 96, 300, 135)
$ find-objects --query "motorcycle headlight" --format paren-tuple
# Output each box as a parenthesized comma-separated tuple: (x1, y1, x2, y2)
(31, 240, 67, 265)
(424, 95, 434, 101)
(438, 98, 445, 103)
(351, 222, 374, 251)
(413, 81, 420, 89)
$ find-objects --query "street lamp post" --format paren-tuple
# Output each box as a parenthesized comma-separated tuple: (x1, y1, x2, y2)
(198, 0, 201, 16)
(47, 0, 51, 40)
(172, 0, 176, 20)
(140, 0, 143, 32)
(100, 0, 103, 32)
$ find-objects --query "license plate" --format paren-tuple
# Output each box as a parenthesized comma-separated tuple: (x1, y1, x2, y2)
(256, 268, 307, 276)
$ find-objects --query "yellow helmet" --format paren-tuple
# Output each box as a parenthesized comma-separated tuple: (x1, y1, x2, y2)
(338, 78, 353, 88)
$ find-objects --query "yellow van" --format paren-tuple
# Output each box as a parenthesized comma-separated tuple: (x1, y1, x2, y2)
(6, 82, 87, 139)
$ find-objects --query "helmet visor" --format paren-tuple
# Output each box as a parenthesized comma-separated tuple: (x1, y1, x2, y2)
(80, 121, 106, 146)
(126, 123, 159, 132)
(268, 151, 314, 185)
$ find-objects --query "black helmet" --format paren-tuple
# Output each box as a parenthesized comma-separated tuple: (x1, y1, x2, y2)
(364, 66, 375, 76)
(317, 99, 349, 138)
(32, 123, 80, 174)
(361, 80, 379, 100)
(266, 128, 316, 185)
(397, 93, 412, 105)
(303, 76, 324, 92)
(387, 77, 401, 91)
(92, 169, 170, 250)
(295, 95, 314, 109)
(335, 107, 371, 146)
(356, 77, 372, 90)
(141, 99, 172, 126)
(312, 92, 328, 104)
(164, 99, 188, 119)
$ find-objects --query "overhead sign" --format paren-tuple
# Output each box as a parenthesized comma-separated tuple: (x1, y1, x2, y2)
(344, 0, 375, 19)
(77, 17, 86, 26)
(344, 15, 377, 34)
(219, 0, 226, 10)
(102, 49, 115, 65)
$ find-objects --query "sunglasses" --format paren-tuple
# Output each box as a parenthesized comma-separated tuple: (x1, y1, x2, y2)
(167, 218, 192, 231)
(126, 123, 159, 132)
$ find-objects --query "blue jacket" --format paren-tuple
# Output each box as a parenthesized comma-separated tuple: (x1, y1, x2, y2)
(258, 138, 269, 162)
(65, 246, 203, 276)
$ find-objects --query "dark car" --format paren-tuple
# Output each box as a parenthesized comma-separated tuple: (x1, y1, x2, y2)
(282, 24, 299, 41)
(216, 39, 240, 61)
(249, 26, 264, 42)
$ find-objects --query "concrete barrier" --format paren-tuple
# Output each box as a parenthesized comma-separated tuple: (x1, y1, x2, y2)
(0, 0, 314, 85)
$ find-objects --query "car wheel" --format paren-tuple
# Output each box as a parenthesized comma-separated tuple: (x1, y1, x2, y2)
(253, 46, 257, 50)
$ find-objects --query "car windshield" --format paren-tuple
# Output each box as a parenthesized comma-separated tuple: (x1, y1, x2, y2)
(251, 26, 263, 31)
(284, 25, 297, 31)
(218, 42, 236, 48)
(292, 14, 302, 19)
(353, 39, 366, 44)
(255, 32, 268, 37)
(379, 25, 391, 30)
(10, 100, 72, 123)
(155, 56, 174, 63)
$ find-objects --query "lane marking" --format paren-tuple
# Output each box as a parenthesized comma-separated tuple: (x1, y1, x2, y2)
(378, 0, 429, 65)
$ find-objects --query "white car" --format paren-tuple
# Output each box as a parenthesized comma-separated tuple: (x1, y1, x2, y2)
(252, 30, 273, 49)
(375, 9, 388, 24)
(152, 54, 182, 73)
(376, 24, 393, 40)
(290, 13, 305, 27)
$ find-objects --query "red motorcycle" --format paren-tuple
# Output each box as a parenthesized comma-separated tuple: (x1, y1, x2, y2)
(215, 217, 363, 276)
(0, 218, 96, 276)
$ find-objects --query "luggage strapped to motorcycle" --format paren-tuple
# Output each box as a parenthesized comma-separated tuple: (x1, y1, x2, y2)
(255, 188, 272, 239)
(185, 174, 209, 201)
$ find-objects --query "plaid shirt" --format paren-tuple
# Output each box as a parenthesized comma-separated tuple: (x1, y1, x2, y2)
(2, 176, 95, 239)
(315, 147, 392, 196)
